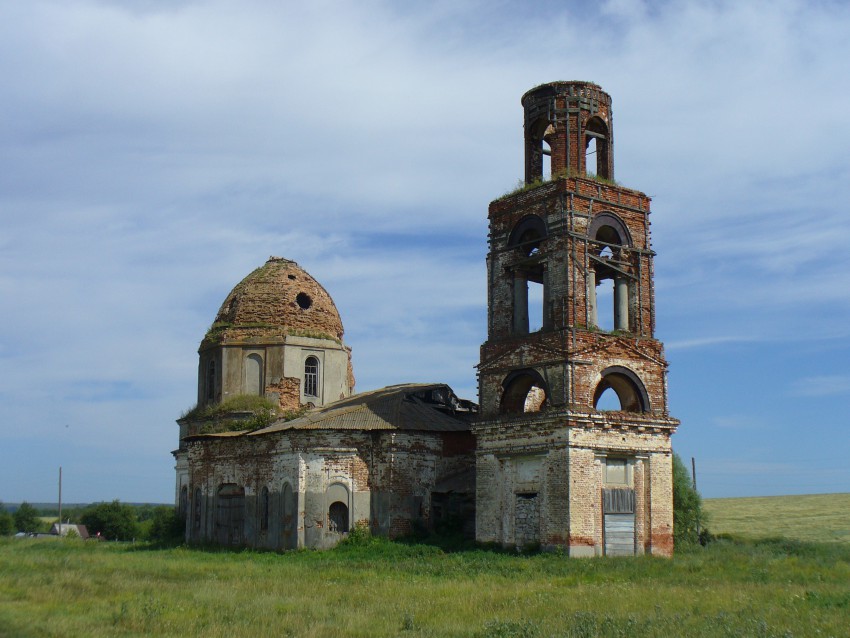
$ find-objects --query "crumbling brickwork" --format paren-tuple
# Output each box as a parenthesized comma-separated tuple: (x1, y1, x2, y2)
(474, 81, 678, 557)
(185, 425, 475, 550)
(265, 377, 302, 412)
(204, 256, 345, 346)
(179, 384, 477, 550)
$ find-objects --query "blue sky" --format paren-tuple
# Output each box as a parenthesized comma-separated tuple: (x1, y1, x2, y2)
(1, 0, 848, 504)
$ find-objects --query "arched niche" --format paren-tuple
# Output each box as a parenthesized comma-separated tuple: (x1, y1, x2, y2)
(327, 483, 350, 534)
(245, 353, 263, 395)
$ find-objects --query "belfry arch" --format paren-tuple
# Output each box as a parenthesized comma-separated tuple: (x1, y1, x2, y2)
(587, 212, 635, 332)
(507, 215, 549, 334)
(500, 369, 549, 414)
(592, 366, 651, 413)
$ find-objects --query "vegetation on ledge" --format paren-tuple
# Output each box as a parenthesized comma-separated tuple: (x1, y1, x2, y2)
(180, 395, 282, 434)
(498, 168, 622, 200)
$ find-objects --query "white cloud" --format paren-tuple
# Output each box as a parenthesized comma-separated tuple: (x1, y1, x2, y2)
(791, 375, 850, 398)
(2, 0, 850, 501)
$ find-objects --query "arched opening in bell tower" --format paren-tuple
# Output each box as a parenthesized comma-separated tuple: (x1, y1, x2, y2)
(593, 366, 650, 413)
(508, 215, 548, 335)
(587, 213, 633, 332)
(585, 117, 610, 179)
(500, 369, 549, 414)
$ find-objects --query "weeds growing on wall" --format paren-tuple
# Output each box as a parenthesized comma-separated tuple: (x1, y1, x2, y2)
(181, 394, 282, 433)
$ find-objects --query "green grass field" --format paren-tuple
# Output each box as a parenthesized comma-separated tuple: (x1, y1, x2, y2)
(2, 494, 849, 637)
(704, 493, 850, 544)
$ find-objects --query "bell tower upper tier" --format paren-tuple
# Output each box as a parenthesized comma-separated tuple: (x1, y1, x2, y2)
(522, 81, 613, 184)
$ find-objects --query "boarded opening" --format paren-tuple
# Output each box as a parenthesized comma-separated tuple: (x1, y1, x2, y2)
(216, 484, 245, 546)
(603, 488, 635, 556)
(604, 514, 635, 556)
(515, 493, 540, 548)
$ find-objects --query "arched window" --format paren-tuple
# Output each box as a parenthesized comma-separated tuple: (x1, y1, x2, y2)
(500, 369, 548, 414)
(328, 502, 349, 533)
(193, 487, 202, 530)
(206, 360, 216, 401)
(304, 356, 319, 398)
(179, 486, 188, 522)
(259, 486, 269, 532)
(593, 366, 650, 413)
(245, 353, 263, 396)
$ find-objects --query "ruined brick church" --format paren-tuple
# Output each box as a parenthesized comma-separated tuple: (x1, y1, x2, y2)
(174, 82, 679, 556)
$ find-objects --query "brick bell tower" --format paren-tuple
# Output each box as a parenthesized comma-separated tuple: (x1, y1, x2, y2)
(474, 82, 679, 556)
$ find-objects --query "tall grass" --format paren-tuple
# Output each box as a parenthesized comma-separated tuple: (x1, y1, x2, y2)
(1, 536, 848, 637)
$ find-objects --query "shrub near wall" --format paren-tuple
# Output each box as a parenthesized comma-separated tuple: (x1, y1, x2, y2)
(672, 453, 705, 546)
(80, 501, 139, 541)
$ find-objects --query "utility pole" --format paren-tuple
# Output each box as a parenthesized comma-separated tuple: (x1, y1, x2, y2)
(58, 466, 62, 535)
(691, 457, 697, 491)
(691, 457, 700, 539)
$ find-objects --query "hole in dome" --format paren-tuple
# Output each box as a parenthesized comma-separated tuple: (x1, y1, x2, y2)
(288, 274, 296, 280)
(296, 293, 312, 310)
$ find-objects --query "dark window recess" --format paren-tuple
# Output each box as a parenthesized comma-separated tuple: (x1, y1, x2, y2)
(206, 360, 216, 401)
(193, 488, 202, 530)
(259, 486, 269, 531)
(179, 486, 188, 521)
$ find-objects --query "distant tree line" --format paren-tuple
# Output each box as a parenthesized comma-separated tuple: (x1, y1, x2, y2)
(0, 500, 184, 542)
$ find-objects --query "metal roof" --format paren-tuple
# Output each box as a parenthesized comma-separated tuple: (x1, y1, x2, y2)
(249, 383, 475, 436)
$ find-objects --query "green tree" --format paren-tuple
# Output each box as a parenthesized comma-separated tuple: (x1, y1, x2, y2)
(673, 452, 705, 546)
(14, 501, 42, 533)
(146, 506, 184, 543)
(0, 503, 14, 536)
(80, 500, 139, 541)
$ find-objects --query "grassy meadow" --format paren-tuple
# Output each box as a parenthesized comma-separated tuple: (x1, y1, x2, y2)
(704, 493, 850, 544)
(1, 494, 849, 638)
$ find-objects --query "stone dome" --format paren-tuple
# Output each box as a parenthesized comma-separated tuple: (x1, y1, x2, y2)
(201, 257, 345, 349)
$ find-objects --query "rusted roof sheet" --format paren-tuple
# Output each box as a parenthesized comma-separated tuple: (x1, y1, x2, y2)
(250, 383, 474, 436)
(184, 430, 247, 442)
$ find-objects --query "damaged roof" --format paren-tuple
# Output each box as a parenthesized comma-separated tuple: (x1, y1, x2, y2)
(250, 383, 477, 436)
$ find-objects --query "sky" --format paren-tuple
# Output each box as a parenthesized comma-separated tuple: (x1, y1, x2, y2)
(1, 0, 849, 504)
